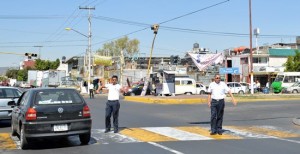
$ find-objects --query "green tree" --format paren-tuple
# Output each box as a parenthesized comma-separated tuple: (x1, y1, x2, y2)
(35, 58, 60, 70)
(284, 50, 300, 72)
(96, 36, 140, 57)
(17, 69, 28, 81)
(5, 69, 19, 79)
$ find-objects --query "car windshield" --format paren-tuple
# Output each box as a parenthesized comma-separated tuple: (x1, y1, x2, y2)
(274, 75, 284, 82)
(35, 89, 83, 105)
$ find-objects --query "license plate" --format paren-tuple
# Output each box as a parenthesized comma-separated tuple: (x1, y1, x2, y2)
(53, 124, 68, 131)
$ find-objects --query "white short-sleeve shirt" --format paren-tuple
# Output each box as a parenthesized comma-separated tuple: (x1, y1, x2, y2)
(105, 84, 121, 100)
(207, 81, 230, 99)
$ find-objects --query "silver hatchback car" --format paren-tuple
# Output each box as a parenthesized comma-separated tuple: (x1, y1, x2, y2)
(0, 86, 22, 120)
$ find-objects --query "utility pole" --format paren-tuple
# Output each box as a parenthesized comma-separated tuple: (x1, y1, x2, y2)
(80, 6, 95, 94)
(249, 0, 254, 94)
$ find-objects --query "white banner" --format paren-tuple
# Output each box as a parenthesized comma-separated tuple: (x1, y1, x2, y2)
(188, 53, 223, 71)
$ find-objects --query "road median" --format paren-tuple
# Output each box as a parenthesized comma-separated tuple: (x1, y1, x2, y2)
(124, 94, 300, 105)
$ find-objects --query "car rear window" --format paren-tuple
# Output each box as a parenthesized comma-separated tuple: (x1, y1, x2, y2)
(35, 89, 83, 105)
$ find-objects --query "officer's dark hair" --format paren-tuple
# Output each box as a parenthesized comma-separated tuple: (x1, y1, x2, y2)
(112, 75, 118, 80)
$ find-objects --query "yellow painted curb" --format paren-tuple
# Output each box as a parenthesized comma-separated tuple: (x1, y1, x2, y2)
(124, 96, 300, 104)
(124, 96, 207, 104)
(0, 133, 17, 149)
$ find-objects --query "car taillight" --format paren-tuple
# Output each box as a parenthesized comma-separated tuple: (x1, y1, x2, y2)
(83, 105, 90, 118)
(26, 108, 37, 121)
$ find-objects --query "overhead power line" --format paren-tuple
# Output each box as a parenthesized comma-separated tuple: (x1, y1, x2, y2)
(93, 0, 230, 45)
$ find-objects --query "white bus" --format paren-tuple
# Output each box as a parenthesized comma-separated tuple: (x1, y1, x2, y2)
(273, 72, 300, 88)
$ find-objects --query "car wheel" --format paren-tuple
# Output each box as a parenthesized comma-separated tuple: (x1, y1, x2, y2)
(79, 132, 91, 145)
(20, 125, 29, 149)
(11, 122, 17, 136)
(200, 90, 205, 95)
(186, 92, 192, 95)
(292, 90, 298, 94)
(238, 90, 244, 94)
(130, 93, 135, 96)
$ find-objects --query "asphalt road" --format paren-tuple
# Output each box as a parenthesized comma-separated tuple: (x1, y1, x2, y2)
(0, 95, 300, 154)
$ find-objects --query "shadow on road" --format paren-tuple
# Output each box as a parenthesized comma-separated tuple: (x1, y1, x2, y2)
(22, 136, 97, 150)
(0, 120, 11, 128)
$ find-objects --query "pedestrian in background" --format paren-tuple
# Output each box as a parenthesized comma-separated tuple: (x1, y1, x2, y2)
(207, 74, 237, 135)
(96, 75, 124, 133)
(89, 82, 94, 99)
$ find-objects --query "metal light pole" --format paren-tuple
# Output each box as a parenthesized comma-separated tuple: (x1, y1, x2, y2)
(249, 0, 254, 94)
(147, 24, 159, 75)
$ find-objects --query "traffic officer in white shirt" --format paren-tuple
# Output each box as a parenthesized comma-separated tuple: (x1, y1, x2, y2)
(97, 75, 124, 133)
(207, 74, 237, 135)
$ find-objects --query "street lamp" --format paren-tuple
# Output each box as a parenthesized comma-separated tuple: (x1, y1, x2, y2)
(147, 24, 159, 75)
(65, 27, 92, 94)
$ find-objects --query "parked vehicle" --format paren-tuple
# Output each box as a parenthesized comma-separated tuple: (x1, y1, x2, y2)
(227, 82, 246, 94)
(240, 82, 250, 93)
(271, 72, 300, 93)
(285, 82, 300, 93)
(123, 83, 150, 96)
(175, 77, 197, 95)
(9, 88, 92, 149)
(196, 83, 207, 95)
(0, 86, 22, 120)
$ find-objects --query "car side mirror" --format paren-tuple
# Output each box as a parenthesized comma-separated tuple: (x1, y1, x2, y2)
(7, 101, 16, 106)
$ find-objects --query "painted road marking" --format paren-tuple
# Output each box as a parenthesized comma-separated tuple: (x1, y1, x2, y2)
(175, 126, 242, 140)
(120, 128, 178, 142)
(226, 126, 300, 138)
(0, 133, 17, 149)
(143, 127, 212, 141)
(1, 125, 300, 150)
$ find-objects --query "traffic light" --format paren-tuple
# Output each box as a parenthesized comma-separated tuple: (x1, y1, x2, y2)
(151, 24, 159, 34)
(25, 53, 38, 59)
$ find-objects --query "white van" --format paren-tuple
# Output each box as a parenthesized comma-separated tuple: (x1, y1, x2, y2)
(175, 77, 197, 95)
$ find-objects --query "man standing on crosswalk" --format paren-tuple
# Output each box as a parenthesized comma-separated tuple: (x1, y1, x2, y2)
(207, 74, 237, 135)
(97, 75, 124, 133)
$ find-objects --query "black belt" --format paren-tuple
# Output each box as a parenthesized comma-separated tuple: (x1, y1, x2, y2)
(108, 100, 119, 102)
(212, 99, 224, 101)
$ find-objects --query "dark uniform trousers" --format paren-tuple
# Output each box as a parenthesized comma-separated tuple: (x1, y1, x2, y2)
(210, 99, 225, 133)
(105, 100, 120, 131)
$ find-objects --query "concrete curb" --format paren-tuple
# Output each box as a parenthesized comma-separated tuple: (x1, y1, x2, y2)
(292, 117, 300, 126)
(124, 96, 300, 105)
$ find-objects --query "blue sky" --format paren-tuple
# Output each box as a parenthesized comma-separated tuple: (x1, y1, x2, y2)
(0, 0, 299, 67)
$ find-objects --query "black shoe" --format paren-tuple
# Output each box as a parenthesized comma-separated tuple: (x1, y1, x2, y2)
(114, 129, 119, 133)
(218, 132, 222, 135)
(210, 132, 217, 135)
(104, 129, 110, 133)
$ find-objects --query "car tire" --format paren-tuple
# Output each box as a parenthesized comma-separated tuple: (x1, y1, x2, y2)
(292, 90, 298, 94)
(238, 90, 244, 94)
(11, 122, 17, 136)
(20, 125, 29, 149)
(79, 132, 91, 145)
(200, 90, 205, 95)
(185, 92, 192, 95)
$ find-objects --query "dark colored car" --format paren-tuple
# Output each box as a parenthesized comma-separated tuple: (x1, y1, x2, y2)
(123, 83, 151, 96)
(8, 88, 92, 149)
(0, 86, 23, 120)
